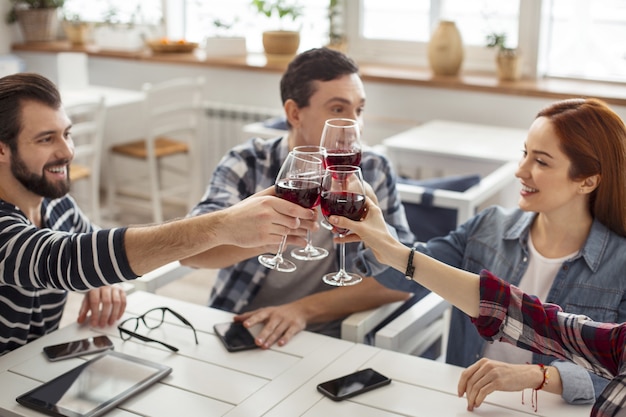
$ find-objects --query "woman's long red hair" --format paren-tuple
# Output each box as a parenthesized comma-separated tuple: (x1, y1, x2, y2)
(537, 98, 626, 237)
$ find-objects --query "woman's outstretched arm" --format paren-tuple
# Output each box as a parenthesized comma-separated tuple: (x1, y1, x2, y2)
(329, 198, 480, 317)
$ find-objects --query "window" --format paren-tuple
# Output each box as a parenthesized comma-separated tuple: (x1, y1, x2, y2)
(62, 0, 626, 83)
(63, 0, 162, 25)
(540, 0, 626, 82)
(179, 0, 330, 54)
(347, 0, 520, 70)
(348, 0, 626, 82)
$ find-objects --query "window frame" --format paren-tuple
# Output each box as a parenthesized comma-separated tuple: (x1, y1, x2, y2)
(345, 0, 543, 77)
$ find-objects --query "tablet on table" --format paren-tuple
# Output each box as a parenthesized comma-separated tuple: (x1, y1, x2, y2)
(16, 350, 171, 417)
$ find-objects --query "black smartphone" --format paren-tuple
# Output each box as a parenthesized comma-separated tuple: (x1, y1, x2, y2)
(317, 368, 391, 401)
(43, 335, 114, 361)
(213, 322, 258, 352)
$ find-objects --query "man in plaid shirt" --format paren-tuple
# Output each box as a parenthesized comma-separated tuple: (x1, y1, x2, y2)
(182, 48, 419, 349)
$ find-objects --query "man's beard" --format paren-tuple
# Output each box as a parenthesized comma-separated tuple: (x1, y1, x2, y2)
(11, 151, 70, 199)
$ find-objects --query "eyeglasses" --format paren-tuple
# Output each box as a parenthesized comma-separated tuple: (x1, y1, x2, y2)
(117, 307, 199, 352)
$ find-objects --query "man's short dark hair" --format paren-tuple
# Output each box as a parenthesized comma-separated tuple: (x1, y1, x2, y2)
(280, 48, 359, 108)
(0, 73, 62, 151)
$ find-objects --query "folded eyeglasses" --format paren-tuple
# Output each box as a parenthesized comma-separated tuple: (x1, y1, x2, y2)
(117, 307, 198, 352)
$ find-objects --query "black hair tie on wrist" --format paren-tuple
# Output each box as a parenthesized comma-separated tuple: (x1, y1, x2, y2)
(405, 247, 415, 280)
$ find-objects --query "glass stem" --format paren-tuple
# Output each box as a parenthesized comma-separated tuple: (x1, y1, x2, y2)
(274, 235, 288, 261)
(339, 241, 346, 272)
(304, 230, 313, 251)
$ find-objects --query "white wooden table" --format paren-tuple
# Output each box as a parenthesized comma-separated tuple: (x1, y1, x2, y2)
(382, 119, 528, 210)
(0, 291, 592, 417)
(382, 119, 528, 179)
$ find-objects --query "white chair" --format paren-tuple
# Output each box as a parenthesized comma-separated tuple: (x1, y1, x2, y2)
(132, 261, 195, 293)
(374, 293, 450, 358)
(340, 299, 408, 343)
(107, 76, 205, 223)
(66, 97, 106, 224)
(396, 160, 519, 226)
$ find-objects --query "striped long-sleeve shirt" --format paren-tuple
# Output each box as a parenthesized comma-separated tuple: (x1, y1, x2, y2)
(0, 196, 135, 355)
(474, 270, 626, 417)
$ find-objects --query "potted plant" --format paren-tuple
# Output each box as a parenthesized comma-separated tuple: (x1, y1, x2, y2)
(251, 0, 303, 56)
(326, 0, 346, 52)
(92, 4, 157, 52)
(204, 17, 247, 57)
(62, 12, 92, 45)
(486, 32, 521, 81)
(5, 0, 65, 42)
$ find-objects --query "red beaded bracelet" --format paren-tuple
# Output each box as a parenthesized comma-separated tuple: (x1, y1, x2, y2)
(522, 363, 549, 412)
(535, 363, 550, 391)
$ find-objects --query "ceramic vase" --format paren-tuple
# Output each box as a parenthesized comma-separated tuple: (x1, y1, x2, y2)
(427, 20, 464, 76)
(496, 51, 522, 81)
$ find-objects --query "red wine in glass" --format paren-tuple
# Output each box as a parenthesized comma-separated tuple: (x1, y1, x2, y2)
(319, 118, 362, 231)
(258, 152, 323, 273)
(320, 191, 366, 235)
(320, 165, 366, 286)
(324, 150, 362, 168)
(290, 146, 329, 262)
(276, 179, 321, 208)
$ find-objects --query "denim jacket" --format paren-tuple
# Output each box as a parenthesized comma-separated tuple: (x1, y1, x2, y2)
(370, 206, 626, 405)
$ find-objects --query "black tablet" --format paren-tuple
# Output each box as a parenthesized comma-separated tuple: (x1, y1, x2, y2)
(16, 350, 172, 417)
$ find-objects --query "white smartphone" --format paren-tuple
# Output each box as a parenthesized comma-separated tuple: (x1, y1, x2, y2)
(43, 335, 114, 361)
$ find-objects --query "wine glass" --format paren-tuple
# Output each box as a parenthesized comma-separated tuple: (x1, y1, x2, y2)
(320, 165, 367, 286)
(319, 118, 362, 230)
(290, 146, 330, 261)
(258, 151, 323, 272)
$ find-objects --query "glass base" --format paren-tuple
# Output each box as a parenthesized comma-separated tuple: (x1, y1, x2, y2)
(291, 245, 329, 261)
(258, 254, 297, 272)
(322, 271, 363, 286)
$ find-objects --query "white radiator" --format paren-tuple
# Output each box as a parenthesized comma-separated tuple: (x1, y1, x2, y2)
(204, 101, 284, 170)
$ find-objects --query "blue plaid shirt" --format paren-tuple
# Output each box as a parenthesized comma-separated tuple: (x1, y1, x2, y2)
(190, 136, 414, 312)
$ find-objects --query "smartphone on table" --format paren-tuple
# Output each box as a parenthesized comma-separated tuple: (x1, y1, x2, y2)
(43, 335, 114, 361)
(317, 368, 391, 401)
(213, 322, 259, 352)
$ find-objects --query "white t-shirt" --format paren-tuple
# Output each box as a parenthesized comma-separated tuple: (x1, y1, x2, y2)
(242, 224, 342, 336)
(483, 233, 578, 364)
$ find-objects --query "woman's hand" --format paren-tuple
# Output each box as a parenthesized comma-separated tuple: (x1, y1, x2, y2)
(330, 197, 398, 263)
(457, 358, 548, 410)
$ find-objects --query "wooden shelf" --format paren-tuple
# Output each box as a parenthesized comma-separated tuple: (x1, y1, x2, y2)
(11, 41, 626, 107)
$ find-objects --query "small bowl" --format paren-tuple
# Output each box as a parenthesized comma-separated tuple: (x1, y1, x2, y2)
(146, 39, 198, 54)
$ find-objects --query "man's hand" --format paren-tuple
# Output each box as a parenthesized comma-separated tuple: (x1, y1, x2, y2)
(77, 285, 127, 327)
(221, 187, 317, 249)
(234, 304, 308, 349)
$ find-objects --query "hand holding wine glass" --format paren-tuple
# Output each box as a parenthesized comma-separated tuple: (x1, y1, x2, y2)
(319, 118, 362, 231)
(320, 165, 367, 286)
(258, 151, 323, 272)
(290, 146, 329, 261)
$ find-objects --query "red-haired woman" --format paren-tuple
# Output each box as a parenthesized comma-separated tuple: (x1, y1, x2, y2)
(339, 98, 626, 414)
